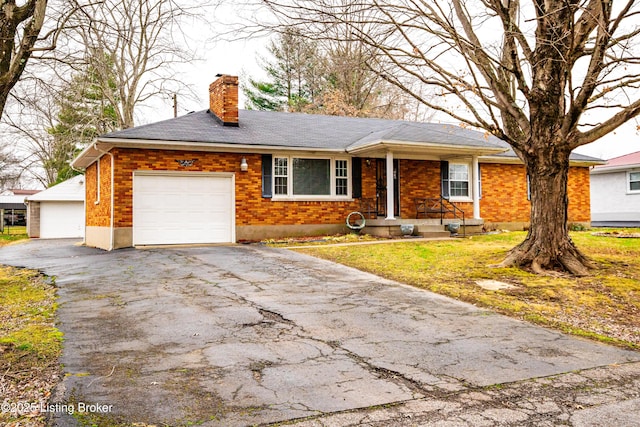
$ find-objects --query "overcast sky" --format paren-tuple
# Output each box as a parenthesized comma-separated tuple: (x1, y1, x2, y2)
(138, 7, 639, 162)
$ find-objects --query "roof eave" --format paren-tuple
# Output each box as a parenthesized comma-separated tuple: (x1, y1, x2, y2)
(347, 139, 508, 157)
(591, 163, 640, 174)
(571, 160, 608, 167)
(480, 154, 605, 167)
(71, 138, 348, 169)
(72, 137, 513, 168)
(71, 142, 112, 170)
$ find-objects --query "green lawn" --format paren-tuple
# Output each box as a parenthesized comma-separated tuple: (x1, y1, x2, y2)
(0, 225, 28, 246)
(295, 231, 640, 349)
(1, 231, 62, 426)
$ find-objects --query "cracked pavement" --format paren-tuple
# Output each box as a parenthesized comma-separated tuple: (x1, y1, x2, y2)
(1, 239, 639, 426)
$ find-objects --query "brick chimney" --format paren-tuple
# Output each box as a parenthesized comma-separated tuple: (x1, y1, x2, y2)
(209, 74, 239, 126)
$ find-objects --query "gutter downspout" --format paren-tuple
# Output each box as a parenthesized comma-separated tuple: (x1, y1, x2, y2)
(93, 143, 115, 251)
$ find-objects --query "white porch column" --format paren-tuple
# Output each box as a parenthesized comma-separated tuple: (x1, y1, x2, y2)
(472, 155, 481, 219)
(385, 151, 395, 220)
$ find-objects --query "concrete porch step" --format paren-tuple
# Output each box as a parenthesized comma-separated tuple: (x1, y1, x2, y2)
(415, 224, 451, 238)
(361, 218, 484, 238)
(413, 224, 451, 238)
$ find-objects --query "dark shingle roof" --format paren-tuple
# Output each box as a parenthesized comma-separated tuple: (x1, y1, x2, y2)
(102, 109, 507, 150)
(98, 109, 603, 164)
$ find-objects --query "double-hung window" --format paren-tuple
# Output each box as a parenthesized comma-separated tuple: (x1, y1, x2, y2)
(273, 156, 350, 199)
(629, 171, 640, 193)
(449, 163, 470, 198)
(335, 160, 348, 196)
(274, 158, 288, 196)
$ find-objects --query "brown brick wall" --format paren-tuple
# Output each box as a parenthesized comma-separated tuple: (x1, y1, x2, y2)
(568, 167, 591, 222)
(110, 148, 363, 228)
(209, 75, 239, 125)
(84, 150, 591, 230)
(478, 163, 591, 223)
(397, 160, 589, 222)
(361, 159, 377, 200)
(86, 155, 112, 227)
(479, 163, 529, 222)
(399, 160, 442, 218)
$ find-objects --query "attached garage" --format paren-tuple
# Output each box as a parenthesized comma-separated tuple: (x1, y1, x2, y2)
(133, 171, 235, 245)
(26, 175, 85, 239)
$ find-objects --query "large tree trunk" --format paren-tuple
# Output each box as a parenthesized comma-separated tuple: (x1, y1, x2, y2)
(0, 0, 48, 120)
(497, 0, 596, 277)
(500, 144, 594, 276)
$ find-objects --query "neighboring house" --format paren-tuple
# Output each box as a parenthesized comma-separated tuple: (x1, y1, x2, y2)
(71, 74, 601, 250)
(26, 175, 86, 239)
(1, 189, 41, 196)
(0, 195, 29, 227)
(1, 189, 41, 227)
(590, 151, 640, 227)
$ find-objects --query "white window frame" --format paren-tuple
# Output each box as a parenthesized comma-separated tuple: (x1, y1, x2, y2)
(628, 171, 640, 194)
(335, 159, 349, 196)
(448, 162, 473, 202)
(272, 155, 352, 201)
(273, 157, 289, 196)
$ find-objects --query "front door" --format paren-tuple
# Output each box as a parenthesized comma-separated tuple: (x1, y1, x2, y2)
(376, 159, 400, 217)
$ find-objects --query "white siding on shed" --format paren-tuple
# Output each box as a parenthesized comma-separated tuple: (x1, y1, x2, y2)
(26, 175, 86, 239)
(40, 202, 85, 238)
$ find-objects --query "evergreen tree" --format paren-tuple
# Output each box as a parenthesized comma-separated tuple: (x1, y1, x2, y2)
(46, 61, 119, 185)
(244, 30, 412, 119)
(244, 29, 322, 112)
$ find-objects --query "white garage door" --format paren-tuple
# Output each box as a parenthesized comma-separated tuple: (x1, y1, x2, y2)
(133, 172, 235, 245)
(40, 202, 85, 239)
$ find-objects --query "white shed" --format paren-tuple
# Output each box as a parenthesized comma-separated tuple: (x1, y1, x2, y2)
(27, 175, 85, 239)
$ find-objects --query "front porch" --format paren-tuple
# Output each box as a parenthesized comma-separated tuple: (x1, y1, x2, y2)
(345, 134, 506, 239)
(354, 155, 486, 238)
(362, 217, 485, 238)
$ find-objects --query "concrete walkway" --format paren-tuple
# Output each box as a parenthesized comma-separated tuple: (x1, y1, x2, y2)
(1, 239, 638, 426)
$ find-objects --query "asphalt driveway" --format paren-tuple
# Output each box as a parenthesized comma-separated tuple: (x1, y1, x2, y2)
(1, 239, 639, 426)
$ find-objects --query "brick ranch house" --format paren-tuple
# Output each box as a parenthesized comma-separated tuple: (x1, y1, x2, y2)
(71, 74, 600, 250)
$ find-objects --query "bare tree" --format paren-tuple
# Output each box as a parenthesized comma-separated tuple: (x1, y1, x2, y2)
(0, 0, 47, 119)
(62, 0, 206, 129)
(0, 146, 21, 190)
(0, 0, 87, 119)
(2, 0, 211, 188)
(316, 9, 410, 118)
(244, 24, 417, 118)
(3, 81, 70, 187)
(4, 53, 126, 187)
(254, 0, 640, 275)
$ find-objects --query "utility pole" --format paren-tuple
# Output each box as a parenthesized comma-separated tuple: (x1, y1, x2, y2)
(173, 94, 177, 118)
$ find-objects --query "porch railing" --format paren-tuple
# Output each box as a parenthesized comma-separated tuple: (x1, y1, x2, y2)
(414, 196, 466, 236)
